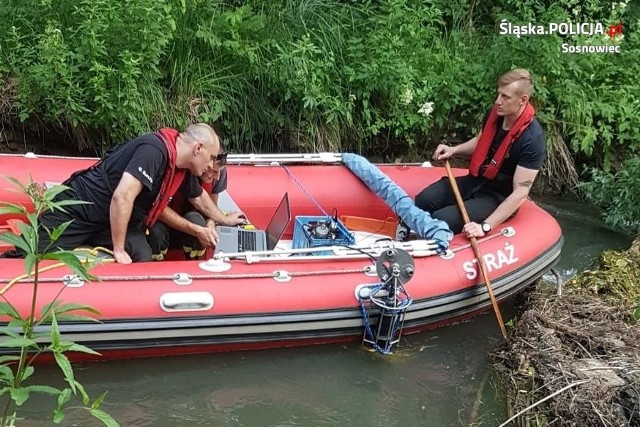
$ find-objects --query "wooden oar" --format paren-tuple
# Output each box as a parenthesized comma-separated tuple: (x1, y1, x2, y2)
(444, 160, 508, 341)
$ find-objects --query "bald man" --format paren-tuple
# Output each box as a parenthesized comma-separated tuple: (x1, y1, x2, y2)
(414, 69, 546, 239)
(34, 123, 227, 263)
(148, 142, 246, 261)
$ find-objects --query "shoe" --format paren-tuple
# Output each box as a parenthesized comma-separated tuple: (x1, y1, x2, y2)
(0, 249, 23, 259)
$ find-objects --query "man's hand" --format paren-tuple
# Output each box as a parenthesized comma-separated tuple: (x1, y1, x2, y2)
(432, 144, 456, 161)
(463, 222, 485, 239)
(223, 211, 247, 226)
(195, 223, 219, 248)
(113, 248, 133, 264)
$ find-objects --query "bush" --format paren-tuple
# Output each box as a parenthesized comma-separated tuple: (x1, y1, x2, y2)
(579, 156, 640, 234)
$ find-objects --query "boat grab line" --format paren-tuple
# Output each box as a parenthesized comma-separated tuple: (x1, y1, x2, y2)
(449, 227, 514, 254)
(0, 268, 368, 285)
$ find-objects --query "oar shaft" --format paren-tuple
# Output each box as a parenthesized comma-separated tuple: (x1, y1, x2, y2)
(444, 161, 508, 341)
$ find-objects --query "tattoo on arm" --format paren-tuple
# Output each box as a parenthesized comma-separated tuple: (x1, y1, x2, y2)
(518, 180, 533, 188)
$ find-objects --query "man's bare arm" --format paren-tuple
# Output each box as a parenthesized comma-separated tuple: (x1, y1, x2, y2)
(110, 172, 143, 263)
(483, 165, 539, 228)
(158, 207, 200, 236)
(433, 132, 481, 161)
(189, 192, 231, 225)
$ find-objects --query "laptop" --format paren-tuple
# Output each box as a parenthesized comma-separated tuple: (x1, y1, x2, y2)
(215, 193, 291, 253)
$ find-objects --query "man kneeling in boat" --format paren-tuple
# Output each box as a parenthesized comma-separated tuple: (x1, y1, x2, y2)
(415, 68, 546, 239)
(30, 123, 235, 264)
(147, 143, 245, 260)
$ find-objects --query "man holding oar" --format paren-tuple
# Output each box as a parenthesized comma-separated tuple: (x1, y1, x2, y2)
(415, 68, 546, 239)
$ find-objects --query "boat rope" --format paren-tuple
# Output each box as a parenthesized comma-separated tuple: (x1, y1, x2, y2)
(0, 267, 367, 285)
(3, 152, 347, 165)
(281, 165, 330, 217)
(448, 228, 513, 254)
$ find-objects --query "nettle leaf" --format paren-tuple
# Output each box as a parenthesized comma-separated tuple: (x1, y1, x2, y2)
(54, 353, 75, 394)
(0, 326, 21, 339)
(0, 302, 21, 320)
(88, 408, 119, 427)
(50, 312, 61, 347)
(3, 176, 27, 190)
(1, 337, 38, 348)
(40, 300, 61, 319)
(25, 253, 37, 279)
(49, 220, 73, 242)
(44, 183, 72, 202)
(9, 386, 30, 406)
(55, 313, 101, 323)
(25, 384, 60, 396)
(91, 390, 108, 409)
(0, 355, 21, 364)
(49, 220, 74, 243)
(75, 381, 89, 405)
(0, 232, 31, 254)
(51, 199, 91, 209)
(0, 204, 26, 215)
(57, 387, 72, 407)
(43, 251, 94, 281)
(53, 407, 66, 424)
(0, 365, 16, 383)
(21, 365, 35, 381)
(54, 303, 101, 317)
(67, 343, 101, 356)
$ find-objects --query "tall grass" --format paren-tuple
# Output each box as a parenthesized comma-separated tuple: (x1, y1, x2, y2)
(0, 0, 638, 174)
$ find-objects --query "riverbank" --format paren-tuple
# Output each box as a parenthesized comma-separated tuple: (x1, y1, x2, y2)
(492, 236, 640, 426)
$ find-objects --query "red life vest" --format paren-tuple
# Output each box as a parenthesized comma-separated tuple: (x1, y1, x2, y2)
(469, 103, 535, 180)
(144, 128, 186, 229)
(168, 180, 212, 214)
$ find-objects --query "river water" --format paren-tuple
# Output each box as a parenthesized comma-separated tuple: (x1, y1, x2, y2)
(15, 196, 633, 427)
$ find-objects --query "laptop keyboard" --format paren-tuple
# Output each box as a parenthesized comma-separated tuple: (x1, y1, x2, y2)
(238, 230, 257, 252)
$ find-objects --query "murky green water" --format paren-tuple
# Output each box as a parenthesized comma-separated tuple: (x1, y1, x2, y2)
(13, 196, 634, 427)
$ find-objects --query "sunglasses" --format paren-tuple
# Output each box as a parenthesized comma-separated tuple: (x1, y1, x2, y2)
(214, 151, 228, 165)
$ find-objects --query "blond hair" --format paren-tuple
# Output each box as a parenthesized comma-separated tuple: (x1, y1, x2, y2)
(498, 69, 533, 96)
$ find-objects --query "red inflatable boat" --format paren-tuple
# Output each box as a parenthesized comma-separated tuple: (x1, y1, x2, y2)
(0, 153, 562, 360)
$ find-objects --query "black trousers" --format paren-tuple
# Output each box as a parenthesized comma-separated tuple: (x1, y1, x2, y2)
(35, 199, 152, 262)
(414, 175, 505, 234)
(146, 211, 207, 260)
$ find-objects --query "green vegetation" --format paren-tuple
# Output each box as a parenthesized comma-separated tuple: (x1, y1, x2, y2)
(0, 0, 638, 230)
(580, 156, 640, 234)
(0, 180, 117, 426)
(567, 235, 640, 320)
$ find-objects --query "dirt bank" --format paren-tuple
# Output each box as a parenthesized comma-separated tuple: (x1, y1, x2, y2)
(492, 237, 640, 426)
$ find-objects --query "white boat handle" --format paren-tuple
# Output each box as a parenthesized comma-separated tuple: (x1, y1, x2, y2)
(160, 292, 214, 312)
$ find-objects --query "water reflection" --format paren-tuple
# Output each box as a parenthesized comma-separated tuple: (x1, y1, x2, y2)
(14, 196, 633, 426)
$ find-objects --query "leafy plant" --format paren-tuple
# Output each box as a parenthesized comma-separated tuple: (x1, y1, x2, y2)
(579, 156, 640, 234)
(0, 178, 117, 426)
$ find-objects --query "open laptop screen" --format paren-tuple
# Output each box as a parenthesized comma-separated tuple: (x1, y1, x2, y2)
(265, 193, 291, 250)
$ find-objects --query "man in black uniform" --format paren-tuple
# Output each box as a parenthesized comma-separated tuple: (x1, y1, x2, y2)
(34, 123, 229, 264)
(148, 143, 246, 260)
(415, 68, 546, 238)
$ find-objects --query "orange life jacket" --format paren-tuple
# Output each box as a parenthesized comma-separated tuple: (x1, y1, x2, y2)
(144, 128, 186, 229)
(469, 103, 535, 180)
